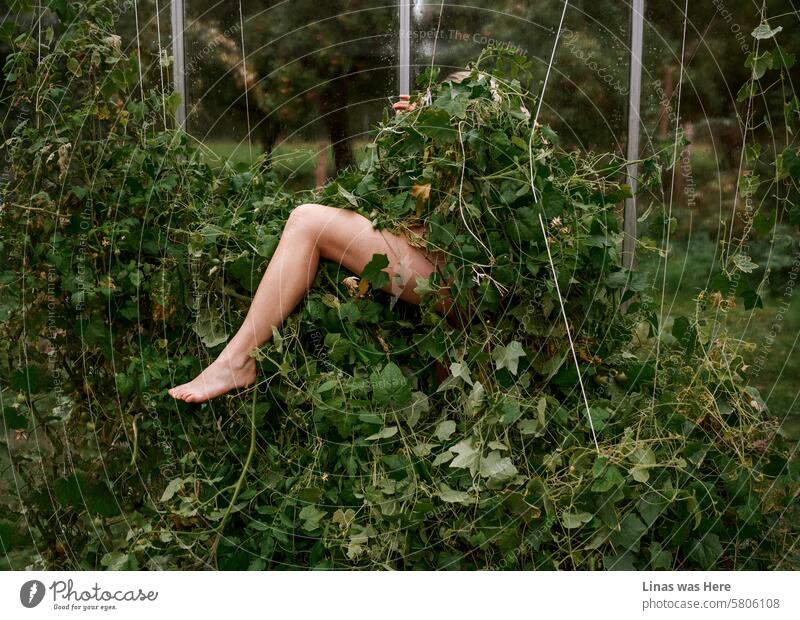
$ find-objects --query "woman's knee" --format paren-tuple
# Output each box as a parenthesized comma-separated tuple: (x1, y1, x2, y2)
(285, 202, 328, 236)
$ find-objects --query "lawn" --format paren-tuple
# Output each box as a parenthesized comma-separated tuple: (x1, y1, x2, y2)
(638, 236, 799, 439)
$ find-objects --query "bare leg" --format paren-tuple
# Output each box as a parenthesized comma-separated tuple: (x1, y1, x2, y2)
(168, 203, 447, 402)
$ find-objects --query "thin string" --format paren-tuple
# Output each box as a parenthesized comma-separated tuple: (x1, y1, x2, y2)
(132, 0, 146, 134)
(425, 0, 446, 93)
(154, 0, 168, 127)
(238, 1, 253, 161)
(652, 0, 689, 411)
(724, 0, 765, 261)
(531, 0, 569, 133)
(526, 1, 600, 453)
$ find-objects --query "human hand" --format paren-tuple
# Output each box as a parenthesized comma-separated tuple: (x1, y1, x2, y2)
(392, 95, 416, 113)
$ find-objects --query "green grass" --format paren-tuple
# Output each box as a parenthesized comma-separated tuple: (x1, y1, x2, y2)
(639, 237, 799, 438)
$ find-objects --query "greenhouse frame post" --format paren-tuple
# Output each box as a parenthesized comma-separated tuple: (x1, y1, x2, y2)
(398, 0, 411, 100)
(623, 0, 645, 271)
(170, 0, 187, 128)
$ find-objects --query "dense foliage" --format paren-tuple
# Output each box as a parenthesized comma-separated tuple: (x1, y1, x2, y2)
(1, 1, 797, 570)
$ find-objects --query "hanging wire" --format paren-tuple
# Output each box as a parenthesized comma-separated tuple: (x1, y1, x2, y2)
(424, 0, 446, 93)
(652, 0, 689, 410)
(526, 1, 601, 453)
(154, 0, 168, 127)
(132, 0, 146, 134)
(724, 0, 766, 261)
(238, 0, 253, 161)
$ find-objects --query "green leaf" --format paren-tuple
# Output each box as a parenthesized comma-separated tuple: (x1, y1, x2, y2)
(479, 451, 518, 487)
(449, 438, 479, 475)
(438, 483, 471, 505)
(299, 505, 327, 532)
(435, 420, 456, 441)
(561, 510, 593, 529)
(591, 464, 626, 492)
(745, 52, 773, 80)
(609, 512, 648, 551)
(465, 381, 485, 415)
(491, 395, 519, 427)
(3, 407, 28, 430)
(0, 21, 15, 43)
(436, 361, 473, 391)
(772, 48, 796, 71)
(687, 532, 723, 569)
(160, 478, 183, 502)
(492, 340, 526, 375)
(365, 426, 398, 441)
(337, 184, 359, 207)
(729, 253, 758, 274)
(404, 391, 429, 427)
(100, 551, 131, 571)
(66, 57, 81, 77)
(637, 491, 671, 528)
(371, 362, 411, 407)
(192, 307, 228, 348)
(361, 253, 390, 290)
(751, 22, 782, 39)
(166, 91, 182, 117)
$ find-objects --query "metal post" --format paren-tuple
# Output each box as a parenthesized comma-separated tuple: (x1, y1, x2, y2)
(398, 0, 411, 101)
(170, 0, 187, 128)
(623, 0, 644, 271)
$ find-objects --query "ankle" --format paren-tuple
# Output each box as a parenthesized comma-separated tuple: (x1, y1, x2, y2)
(218, 345, 255, 367)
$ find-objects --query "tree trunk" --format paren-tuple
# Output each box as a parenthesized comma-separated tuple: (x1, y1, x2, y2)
(315, 139, 330, 189)
(258, 120, 281, 171)
(322, 80, 355, 172)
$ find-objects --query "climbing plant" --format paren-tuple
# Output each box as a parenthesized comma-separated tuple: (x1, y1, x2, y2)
(0, 1, 797, 570)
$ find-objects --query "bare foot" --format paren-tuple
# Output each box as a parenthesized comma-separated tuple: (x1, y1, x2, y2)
(168, 353, 257, 403)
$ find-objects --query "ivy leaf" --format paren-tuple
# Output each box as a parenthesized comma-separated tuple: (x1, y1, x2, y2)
(3, 406, 28, 430)
(361, 253, 390, 290)
(434, 420, 456, 441)
(67, 56, 81, 77)
(492, 340, 526, 375)
(299, 505, 327, 532)
(465, 381, 485, 415)
(479, 451, 518, 488)
(101, 551, 131, 571)
(499, 398, 523, 425)
(751, 22, 782, 39)
(160, 478, 183, 502)
(561, 510, 594, 529)
(449, 438, 480, 475)
(404, 391, 429, 428)
(591, 464, 626, 492)
(729, 253, 758, 274)
(438, 483, 471, 505)
(337, 184, 359, 207)
(437, 361, 473, 391)
(370, 362, 411, 408)
(166, 90, 182, 117)
(365, 426, 398, 441)
(745, 52, 773, 80)
(772, 48, 796, 71)
(687, 532, 723, 569)
(193, 307, 228, 348)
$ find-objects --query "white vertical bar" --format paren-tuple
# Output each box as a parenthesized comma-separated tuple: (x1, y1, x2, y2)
(623, 0, 645, 270)
(398, 0, 411, 97)
(170, 0, 187, 128)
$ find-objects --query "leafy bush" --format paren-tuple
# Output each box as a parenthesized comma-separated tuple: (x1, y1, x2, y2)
(1, 2, 796, 570)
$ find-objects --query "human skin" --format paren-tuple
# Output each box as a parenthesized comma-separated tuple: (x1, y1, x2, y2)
(168, 88, 469, 403)
(168, 192, 449, 403)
